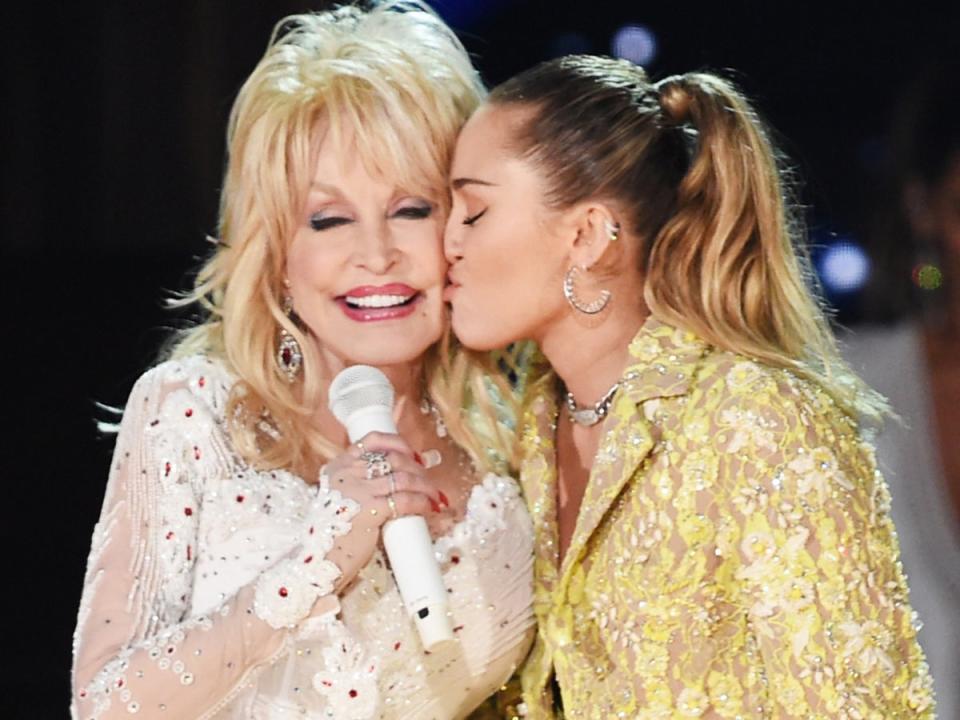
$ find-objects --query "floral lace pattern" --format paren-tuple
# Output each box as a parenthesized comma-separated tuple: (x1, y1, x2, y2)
(519, 317, 936, 719)
(72, 355, 535, 720)
(254, 490, 358, 629)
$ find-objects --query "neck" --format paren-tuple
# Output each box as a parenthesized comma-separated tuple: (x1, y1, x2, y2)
(537, 300, 648, 407)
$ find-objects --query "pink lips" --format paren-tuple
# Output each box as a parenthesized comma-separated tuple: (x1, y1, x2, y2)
(336, 283, 423, 322)
(443, 273, 461, 303)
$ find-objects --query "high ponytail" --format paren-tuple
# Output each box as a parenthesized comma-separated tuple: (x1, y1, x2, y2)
(489, 57, 887, 421)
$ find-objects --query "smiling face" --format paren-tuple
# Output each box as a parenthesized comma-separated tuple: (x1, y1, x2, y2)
(444, 104, 571, 350)
(286, 131, 447, 368)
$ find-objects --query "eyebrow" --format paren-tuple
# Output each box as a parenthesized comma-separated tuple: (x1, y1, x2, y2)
(309, 181, 340, 193)
(451, 177, 497, 190)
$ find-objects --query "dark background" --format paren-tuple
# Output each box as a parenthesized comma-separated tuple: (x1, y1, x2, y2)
(2, 1, 957, 716)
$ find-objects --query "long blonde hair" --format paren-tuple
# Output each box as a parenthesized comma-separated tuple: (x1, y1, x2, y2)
(167, 2, 518, 471)
(489, 56, 887, 421)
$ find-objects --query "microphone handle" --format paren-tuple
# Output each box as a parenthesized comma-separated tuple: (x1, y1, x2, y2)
(341, 407, 454, 649)
(382, 517, 454, 649)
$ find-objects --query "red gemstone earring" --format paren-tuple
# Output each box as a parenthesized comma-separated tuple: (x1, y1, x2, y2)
(276, 290, 302, 382)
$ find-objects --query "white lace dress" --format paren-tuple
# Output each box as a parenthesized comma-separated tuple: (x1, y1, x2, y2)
(71, 356, 536, 720)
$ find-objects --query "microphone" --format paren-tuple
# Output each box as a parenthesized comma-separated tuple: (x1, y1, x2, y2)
(328, 365, 454, 650)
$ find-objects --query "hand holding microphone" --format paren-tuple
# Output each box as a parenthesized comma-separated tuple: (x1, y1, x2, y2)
(326, 365, 454, 650)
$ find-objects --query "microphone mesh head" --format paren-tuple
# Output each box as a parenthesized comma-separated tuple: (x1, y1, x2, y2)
(328, 365, 395, 424)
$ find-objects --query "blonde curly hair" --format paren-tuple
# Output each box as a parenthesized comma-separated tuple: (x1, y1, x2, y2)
(168, 2, 517, 472)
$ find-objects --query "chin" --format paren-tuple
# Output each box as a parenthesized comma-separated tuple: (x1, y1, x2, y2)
(451, 312, 507, 352)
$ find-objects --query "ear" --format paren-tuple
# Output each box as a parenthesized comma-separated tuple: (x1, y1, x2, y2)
(565, 203, 621, 269)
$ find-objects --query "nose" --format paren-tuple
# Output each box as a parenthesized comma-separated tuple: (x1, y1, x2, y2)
(355, 219, 400, 274)
(443, 213, 463, 264)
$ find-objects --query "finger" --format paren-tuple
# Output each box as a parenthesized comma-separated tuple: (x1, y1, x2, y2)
(368, 471, 441, 504)
(356, 431, 415, 458)
(388, 491, 435, 519)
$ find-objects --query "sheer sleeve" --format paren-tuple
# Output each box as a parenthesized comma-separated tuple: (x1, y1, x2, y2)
(71, 362, 356, 720)
(716, 376, 936, 717)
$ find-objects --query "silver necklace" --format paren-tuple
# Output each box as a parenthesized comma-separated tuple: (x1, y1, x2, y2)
(565, 380, 621, 426)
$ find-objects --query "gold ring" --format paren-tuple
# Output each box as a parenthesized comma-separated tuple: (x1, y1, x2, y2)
(386, 493, 398, 519)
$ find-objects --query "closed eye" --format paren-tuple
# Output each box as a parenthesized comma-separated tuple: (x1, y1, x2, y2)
(463, 208, 487, 226)
(309, 215, 352, 231)
(393, 205, 433, 220)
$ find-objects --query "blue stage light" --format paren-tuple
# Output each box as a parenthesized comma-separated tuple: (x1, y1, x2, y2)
(611, 24, 657, 66)
(818, 239, 871, 294)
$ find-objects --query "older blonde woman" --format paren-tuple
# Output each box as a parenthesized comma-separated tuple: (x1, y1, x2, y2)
(71, 4, 534, 719)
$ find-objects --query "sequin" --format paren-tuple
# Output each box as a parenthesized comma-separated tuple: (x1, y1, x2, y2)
(517, 318, 935, 719)
(72, 355, 535, 719)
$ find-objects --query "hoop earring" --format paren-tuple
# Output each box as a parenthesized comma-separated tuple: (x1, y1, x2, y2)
(563, 265, 611, 315)
(276, 293, 303, 382)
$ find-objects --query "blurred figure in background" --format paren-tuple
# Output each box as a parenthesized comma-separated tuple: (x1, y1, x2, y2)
(842, 53, 960, 718)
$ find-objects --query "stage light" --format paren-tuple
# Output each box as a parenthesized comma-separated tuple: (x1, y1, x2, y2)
(912, 263, 943, 290)
(818, 239, 871, 294)
(611, 24, 657, 66)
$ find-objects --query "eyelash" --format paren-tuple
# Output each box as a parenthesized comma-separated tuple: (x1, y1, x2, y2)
(309, 216, 350, 231)
(463, 208, 487, 226)
(308, 205, 433, 231)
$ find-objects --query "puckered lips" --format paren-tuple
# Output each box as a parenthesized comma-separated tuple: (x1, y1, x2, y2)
(442, 271, 461, 303)
(335, 283, 423, 322)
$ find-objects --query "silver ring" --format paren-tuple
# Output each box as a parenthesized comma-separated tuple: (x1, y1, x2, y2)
(356, 440, 366, 454)
(387, 472, 397, 495)
(361, 450, 392, 480)
(386, 493, 398, 519)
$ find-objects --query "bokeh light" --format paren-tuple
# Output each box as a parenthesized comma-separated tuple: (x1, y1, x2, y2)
(611, 24, 657, 67)
(818, 239, 871, 294)
(912, 263, 943, 290)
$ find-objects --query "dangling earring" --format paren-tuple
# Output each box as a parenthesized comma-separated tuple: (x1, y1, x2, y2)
(276, 291, 303, 382)
(564, 265, 611, 315)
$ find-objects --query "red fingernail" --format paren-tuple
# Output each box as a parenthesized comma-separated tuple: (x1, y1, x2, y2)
(414, 452, 424, 466)
(429, 497, 442, 513)
(438, 491, 450, 508)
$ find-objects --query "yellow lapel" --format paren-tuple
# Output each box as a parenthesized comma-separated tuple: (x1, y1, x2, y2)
(556, 316, 707, 586)
(519, 384, 562, 605)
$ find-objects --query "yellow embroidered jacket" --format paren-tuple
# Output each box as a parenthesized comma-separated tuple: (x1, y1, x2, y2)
(518, 317, 935, 719)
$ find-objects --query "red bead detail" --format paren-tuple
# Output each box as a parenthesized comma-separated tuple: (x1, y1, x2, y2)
(278, 587, 288, 597)
(451, 555, 460, 564)
(164, 462, 172, 476)
(281, 347, 293, 365)
(116, 678, 124, 687)
(321, 680, 332, 687)
(193, 446, 201, 460)
(236, 495, 244, 503)
(308, 526, 315, 535)
(198, 377, 205, 387)
(348, 689, 358, 699)
(393, 641, 401, 651)
(166, 531, 174, 540)
(79, 690, 87, 698)
(453, 625, 464, 633)
(185, 408, 193, 417)
(303, 555, 313, 564)
(186, 545, 192, 561)
(184, 507, 193, 516)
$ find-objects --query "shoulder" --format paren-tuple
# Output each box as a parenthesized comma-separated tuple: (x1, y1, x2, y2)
(672, 349, 870, 484)
(127, 354, 236, 419)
